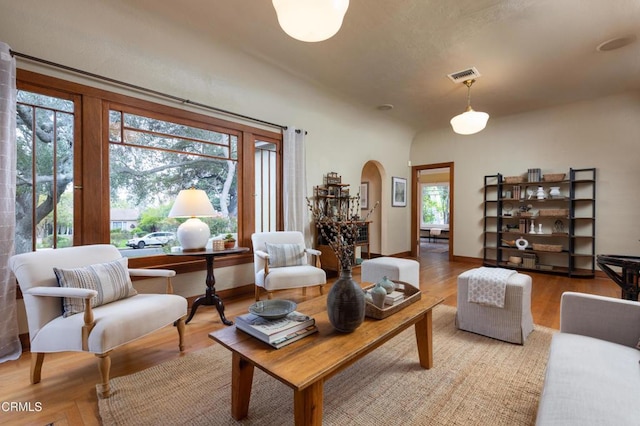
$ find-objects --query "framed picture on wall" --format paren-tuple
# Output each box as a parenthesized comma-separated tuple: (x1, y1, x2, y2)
(392, 176, 407, 207)
(360, 182, 369, 209)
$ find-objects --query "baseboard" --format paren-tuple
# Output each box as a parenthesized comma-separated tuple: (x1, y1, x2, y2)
(453, 255, 482, 264)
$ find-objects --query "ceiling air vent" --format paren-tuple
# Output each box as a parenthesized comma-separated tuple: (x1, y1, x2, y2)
(447, 67, 481, 84)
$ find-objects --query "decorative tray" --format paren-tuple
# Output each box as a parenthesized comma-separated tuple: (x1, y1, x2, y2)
(248, 299, 297, 319)
(363, 281, 421, 320)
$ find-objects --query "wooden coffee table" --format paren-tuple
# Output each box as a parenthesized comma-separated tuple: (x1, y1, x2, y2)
(209, 291, 443, 425)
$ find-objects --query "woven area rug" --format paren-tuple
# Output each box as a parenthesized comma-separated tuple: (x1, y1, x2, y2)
(98, 305, 554, 425)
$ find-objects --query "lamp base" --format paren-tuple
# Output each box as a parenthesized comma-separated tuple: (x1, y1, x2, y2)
(176, 218, 210, 251)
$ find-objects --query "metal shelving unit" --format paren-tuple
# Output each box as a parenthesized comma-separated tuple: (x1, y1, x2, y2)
(482, 168, 596, 278)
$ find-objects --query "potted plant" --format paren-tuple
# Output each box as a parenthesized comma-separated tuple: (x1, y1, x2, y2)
(223, 233, 236, 249)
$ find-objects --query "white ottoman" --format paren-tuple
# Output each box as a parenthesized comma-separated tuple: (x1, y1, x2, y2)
(361, 257, 420, 287)
(456, 268, 534, 344)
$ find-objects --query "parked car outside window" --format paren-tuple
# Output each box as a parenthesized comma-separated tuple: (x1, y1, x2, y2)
(126, 232, 176, 249)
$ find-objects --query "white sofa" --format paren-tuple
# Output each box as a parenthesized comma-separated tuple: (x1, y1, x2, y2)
(536, 292, 640, 425)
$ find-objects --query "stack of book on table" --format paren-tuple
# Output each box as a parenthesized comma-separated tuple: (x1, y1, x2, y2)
(385, 290, 405, 306)
(235, 311, 317, 349)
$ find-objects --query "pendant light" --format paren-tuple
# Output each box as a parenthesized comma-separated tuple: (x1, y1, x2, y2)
(272, 0, 349, 42)
(450, 79, 489, 135)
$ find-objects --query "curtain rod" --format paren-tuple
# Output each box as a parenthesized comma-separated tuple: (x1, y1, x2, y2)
(9, 50, 288, 131)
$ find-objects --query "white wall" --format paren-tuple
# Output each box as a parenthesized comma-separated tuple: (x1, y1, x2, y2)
(411, 91, 640, 260)
(0, 1, 416, 258)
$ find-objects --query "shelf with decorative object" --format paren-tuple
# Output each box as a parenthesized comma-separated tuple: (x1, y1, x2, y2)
(483, 168, 596, 277)
(310, 172, 372, 272)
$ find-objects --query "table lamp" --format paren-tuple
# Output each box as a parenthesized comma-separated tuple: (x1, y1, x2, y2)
(168, 188, 218, 252)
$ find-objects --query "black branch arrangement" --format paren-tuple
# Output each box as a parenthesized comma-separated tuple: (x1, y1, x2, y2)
(307, 194, 379, 270)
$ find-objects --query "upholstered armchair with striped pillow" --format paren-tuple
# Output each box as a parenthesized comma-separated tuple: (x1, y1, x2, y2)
(251, 231, 327, 301)
(9, 244, 187, 398)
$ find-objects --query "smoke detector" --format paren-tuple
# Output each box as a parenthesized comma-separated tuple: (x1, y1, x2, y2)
(447, 67, 481, 84)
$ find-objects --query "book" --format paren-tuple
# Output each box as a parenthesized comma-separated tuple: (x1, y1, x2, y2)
(270, 325, 318, 349)
(237, 322, 317, 349)
(235, 311, 315, 343)
(384, 290, 405, 306)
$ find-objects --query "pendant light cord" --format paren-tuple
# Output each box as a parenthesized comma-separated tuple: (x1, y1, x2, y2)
(465, 79, 475, 109)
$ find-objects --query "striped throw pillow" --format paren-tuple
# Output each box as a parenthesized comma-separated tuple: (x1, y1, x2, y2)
(265, 243, 306, 268)
(54, 257, 137, 317)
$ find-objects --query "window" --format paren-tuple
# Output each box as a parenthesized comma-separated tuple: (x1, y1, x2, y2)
(254, 139, 278, 232)
(16, 70, 282, 269)
(108, 107, 239, 251)
(15, 89, 78, 254)
(111, 221, 126, 230)
(420, 183, 450, 228)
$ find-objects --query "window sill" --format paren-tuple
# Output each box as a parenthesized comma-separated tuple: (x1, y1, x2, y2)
(127, 252, 253, 275)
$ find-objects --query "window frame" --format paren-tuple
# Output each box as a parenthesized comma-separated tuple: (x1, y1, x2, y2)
(254, 135, 282, 233)
(419, 182, 450, 229)
(15, 82, 83, 251)
(17, 69, 282, 272)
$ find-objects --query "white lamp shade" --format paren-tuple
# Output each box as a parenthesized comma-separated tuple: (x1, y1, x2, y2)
(176, 218, 210, 252)
(168, 188, 216, 218)
(169, 188, 217, 252)
(450, 109, 490, 135)
(272, 0, 349, 42)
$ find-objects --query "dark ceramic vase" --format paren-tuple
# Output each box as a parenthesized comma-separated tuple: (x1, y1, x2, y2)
(326, 268, 365, 333)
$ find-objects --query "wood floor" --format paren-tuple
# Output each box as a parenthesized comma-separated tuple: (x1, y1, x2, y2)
(0, 251, 620, 426)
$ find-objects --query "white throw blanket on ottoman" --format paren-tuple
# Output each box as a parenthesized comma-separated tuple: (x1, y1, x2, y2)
(457, 268, 533, 344)
(467, 267, 516, 308)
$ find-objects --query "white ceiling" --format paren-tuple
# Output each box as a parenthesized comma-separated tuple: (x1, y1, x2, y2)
(117, 0, 640, 132)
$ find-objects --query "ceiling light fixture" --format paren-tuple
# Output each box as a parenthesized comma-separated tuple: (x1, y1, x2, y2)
(272, 0, 349, 42)
(450, 79, 489, 135)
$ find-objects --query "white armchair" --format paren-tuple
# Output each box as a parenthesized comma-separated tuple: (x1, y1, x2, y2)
(251, 231, 327, 301)
(9, 244, 187, 398)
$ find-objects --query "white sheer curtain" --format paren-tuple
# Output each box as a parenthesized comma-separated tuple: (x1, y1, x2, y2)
(0, 42, 20, 362)
(282, 127, 311, 245)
